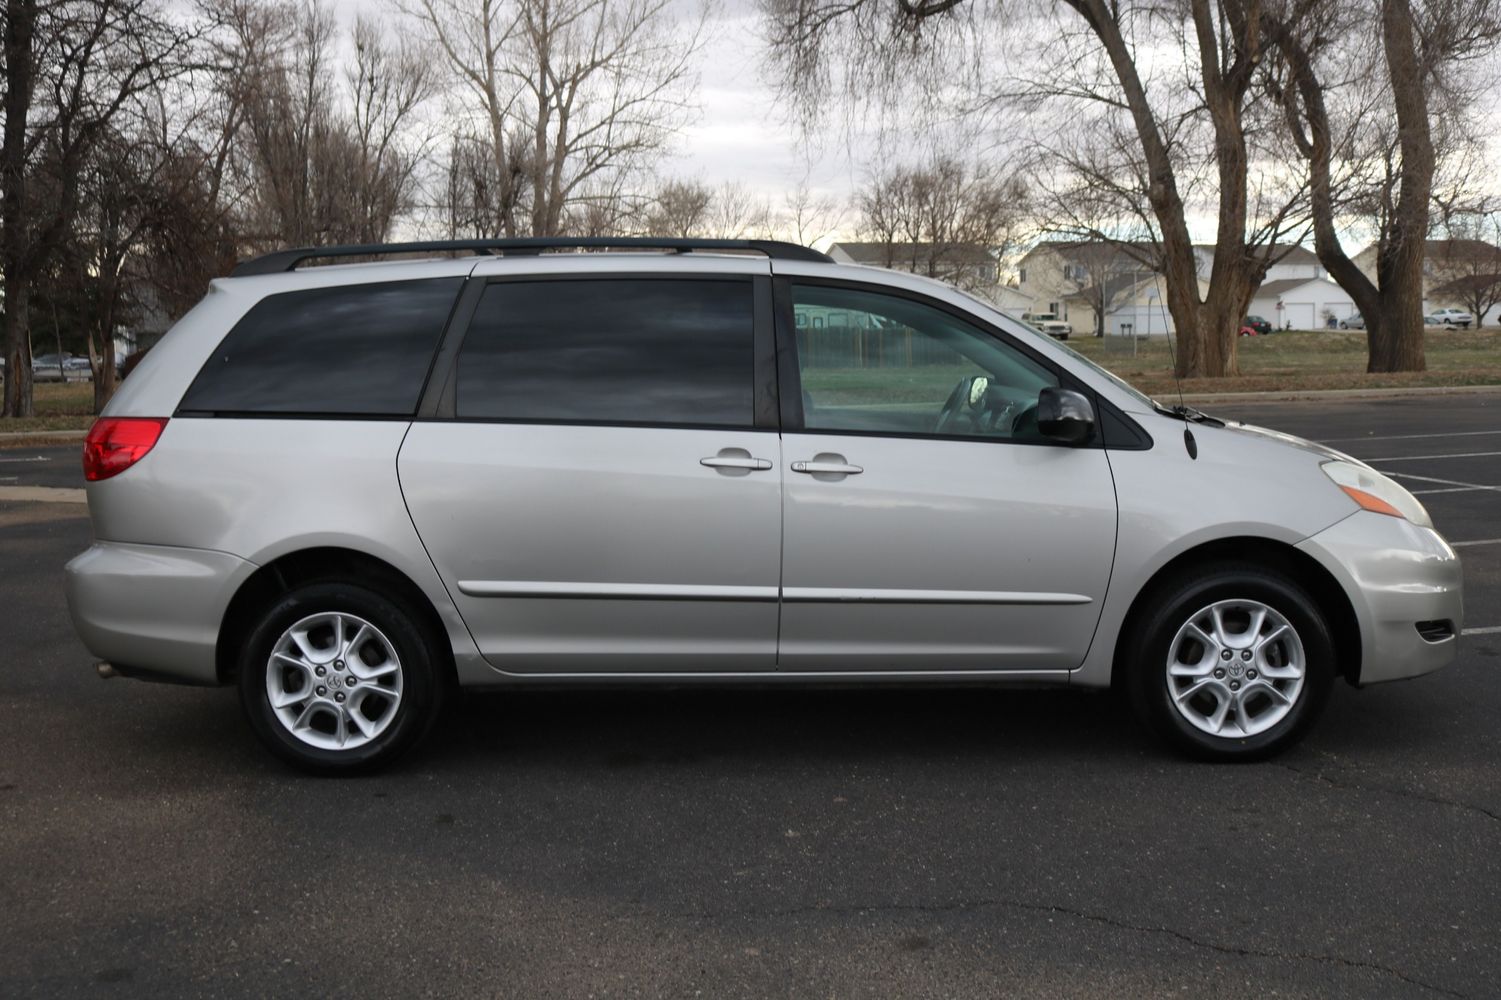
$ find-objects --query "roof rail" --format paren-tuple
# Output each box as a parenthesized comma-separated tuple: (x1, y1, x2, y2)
(230, 237, 831, 276)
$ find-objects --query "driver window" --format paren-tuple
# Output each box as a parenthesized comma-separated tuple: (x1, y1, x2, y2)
(793, 284, 1059, 440)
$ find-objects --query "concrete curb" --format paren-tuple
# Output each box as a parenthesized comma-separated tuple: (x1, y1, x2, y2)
(1175, 384, 1501, 404)
(0, 429, 87, 440)
(0, 486, 86, 504)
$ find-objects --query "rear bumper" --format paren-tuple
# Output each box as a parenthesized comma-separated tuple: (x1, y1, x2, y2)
(1297, 512, 1464, 685)
(65, 541, 255, 686)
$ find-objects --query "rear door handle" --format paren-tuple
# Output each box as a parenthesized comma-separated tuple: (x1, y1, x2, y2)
(791, 459, 863, 475)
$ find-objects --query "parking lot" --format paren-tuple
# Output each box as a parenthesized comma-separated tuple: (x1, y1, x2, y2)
(2, 392, 1498, 998)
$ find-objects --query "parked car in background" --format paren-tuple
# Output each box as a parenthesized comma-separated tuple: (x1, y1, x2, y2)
(1020, 313, 1072, 340)
(1430, 308, 1473, 329)
(32, 353, 95, 382)
(1338, 313, 1365, 330)
(1242, 315, 1272, 335)
(1238, 324, 1259, 337)
(66, 237, 1463, 772)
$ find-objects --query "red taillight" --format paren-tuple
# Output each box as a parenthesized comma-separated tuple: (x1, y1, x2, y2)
(83, 417, 169, 482)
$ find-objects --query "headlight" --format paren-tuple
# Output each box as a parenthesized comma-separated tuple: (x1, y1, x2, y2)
(1321, 460, 1432, 528)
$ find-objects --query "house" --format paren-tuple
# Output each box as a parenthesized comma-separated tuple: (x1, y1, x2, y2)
(1353, 239, 1501, 316)
(1015, 240, 1160, 331)
(977, 283, 1036, 318)
(1020, 238, 1345, 334)
(1194, 243, 1325, 283)
(1248, 277, 1357, 330)
(828, 241, 1000, 290)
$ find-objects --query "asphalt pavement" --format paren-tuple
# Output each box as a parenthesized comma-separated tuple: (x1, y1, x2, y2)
(1, 394, 1498, 998)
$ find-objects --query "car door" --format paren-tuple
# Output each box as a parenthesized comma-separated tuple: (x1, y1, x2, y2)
(776, 279, 1118, 675)
(398, 264, 783, 674)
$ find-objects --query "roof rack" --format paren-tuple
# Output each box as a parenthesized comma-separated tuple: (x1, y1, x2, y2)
(231, 237, 831, 276)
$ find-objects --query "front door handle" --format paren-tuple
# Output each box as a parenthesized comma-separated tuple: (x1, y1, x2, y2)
(791, 457, 863, 475)
(701, 448, 772, 474)
(701, 456, 773, 470)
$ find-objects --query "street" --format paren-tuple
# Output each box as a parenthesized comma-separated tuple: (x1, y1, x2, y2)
(2, 393, 1498, 998)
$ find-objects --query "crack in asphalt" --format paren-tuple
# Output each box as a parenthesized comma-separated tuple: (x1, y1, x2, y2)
(687, 896, 1467, 998)
(1277, 761, 1501, 824)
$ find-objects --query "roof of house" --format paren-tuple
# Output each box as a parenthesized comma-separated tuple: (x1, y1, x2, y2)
(1023, 240, 1159, 265)
(1253, 277, 1330, 299)
(1356, 239, 1501, 261)
(830, 241, 996, 266)
(1430, 271, 1501, 296)
(1196, 243, 1319, 267)
(1065, 273, 1148, 304)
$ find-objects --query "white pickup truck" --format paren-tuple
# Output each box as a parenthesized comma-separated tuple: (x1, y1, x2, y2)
(1021, 312, 1073, 340)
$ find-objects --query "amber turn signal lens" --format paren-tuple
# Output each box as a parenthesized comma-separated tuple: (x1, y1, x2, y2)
(1339, 484, 1404, 518)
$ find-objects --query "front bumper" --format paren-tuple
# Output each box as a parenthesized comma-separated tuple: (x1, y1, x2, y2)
(65, 541, 256, 686)
(1297, 511, 1463, 684)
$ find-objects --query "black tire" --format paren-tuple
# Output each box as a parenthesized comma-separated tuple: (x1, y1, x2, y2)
(238, 582, 446, 774)
(1125, 563, 1335, 761)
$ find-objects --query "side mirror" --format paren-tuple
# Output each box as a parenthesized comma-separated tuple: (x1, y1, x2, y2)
(1037, 387, 1095, 445)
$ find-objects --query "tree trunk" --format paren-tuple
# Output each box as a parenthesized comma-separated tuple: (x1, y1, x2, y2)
(1369, 0, 1430, 373)
(1064, 0, 1238, 378)
(2, 0, 37, 418)
(93, 268, 121, 413)
(3, 277, 35, 417)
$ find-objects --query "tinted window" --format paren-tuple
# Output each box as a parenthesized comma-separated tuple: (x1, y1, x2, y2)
(179, 278, 462, 415)
(456, 279, 753, 426)
(794, 284, 1057, 441)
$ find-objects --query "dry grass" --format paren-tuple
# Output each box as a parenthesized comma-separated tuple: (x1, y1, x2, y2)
(1067, 327, 1501, 395)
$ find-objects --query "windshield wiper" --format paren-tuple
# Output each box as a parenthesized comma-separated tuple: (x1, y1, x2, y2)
(1156, 403, 1225, 427)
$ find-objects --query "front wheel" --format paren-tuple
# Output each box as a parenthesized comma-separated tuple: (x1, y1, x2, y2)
(238, 582, 446, 773)
(1126, 565, 1335, 761)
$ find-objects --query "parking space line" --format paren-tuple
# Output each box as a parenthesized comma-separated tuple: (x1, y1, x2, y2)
(1464, 626, 1501, 635)
(0, 455, 51, 464)
(1367, 450, 1501, 462)
(1451, 538, 1501, 548)
(1384, 472, 1501, 492)
(1410, 487, 1484, 494)
(1324, 429, 1501, 444)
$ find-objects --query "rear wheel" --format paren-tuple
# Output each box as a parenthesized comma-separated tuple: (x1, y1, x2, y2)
(1126, 565, 1335, 761)
(238, 582, 445, 773)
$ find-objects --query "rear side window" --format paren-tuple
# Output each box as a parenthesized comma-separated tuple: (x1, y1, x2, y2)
(179, 278, 462, 415)
(455, 278, 753, 426)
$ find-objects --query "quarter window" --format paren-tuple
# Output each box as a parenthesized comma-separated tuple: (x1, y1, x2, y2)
(793, 284, 1058, 441)
(455, 279, 754, 426)
(179, 278, 462, 416)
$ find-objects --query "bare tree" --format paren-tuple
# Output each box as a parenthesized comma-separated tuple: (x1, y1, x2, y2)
(403, 0, 704, 238)
(347, 13, 438, 243)
(853, 155, 1024, 291)
(762, 0, 1316, 377)
(1428, 209, 1501, 326)
(1266, 0, 1501, 371)
(2, 0, 191, 418)
(705, 182, 772, 239)
(643, 177, 712, 237)
(779, 176, 843, 248)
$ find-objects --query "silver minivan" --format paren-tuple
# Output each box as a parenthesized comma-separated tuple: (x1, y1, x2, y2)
(66, 238, 1462, 772)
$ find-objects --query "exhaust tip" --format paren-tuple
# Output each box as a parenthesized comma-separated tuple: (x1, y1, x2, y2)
(95, 661, 119, 680)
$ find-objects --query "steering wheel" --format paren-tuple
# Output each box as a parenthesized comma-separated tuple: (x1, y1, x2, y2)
(935, 377, 975, 434)
(1010, 402, 1040, 438)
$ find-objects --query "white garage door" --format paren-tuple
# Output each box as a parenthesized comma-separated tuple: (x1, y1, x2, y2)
(1281, 303, 1315, 330)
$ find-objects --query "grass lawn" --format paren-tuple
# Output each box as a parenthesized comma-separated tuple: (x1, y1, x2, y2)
(1064, 327, 1501, 396)
(0, 382, 97, 440)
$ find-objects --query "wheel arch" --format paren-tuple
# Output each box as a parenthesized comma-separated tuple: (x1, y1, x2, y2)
(1111, 536, 1362, 687)
(216, 546, 456, 686)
